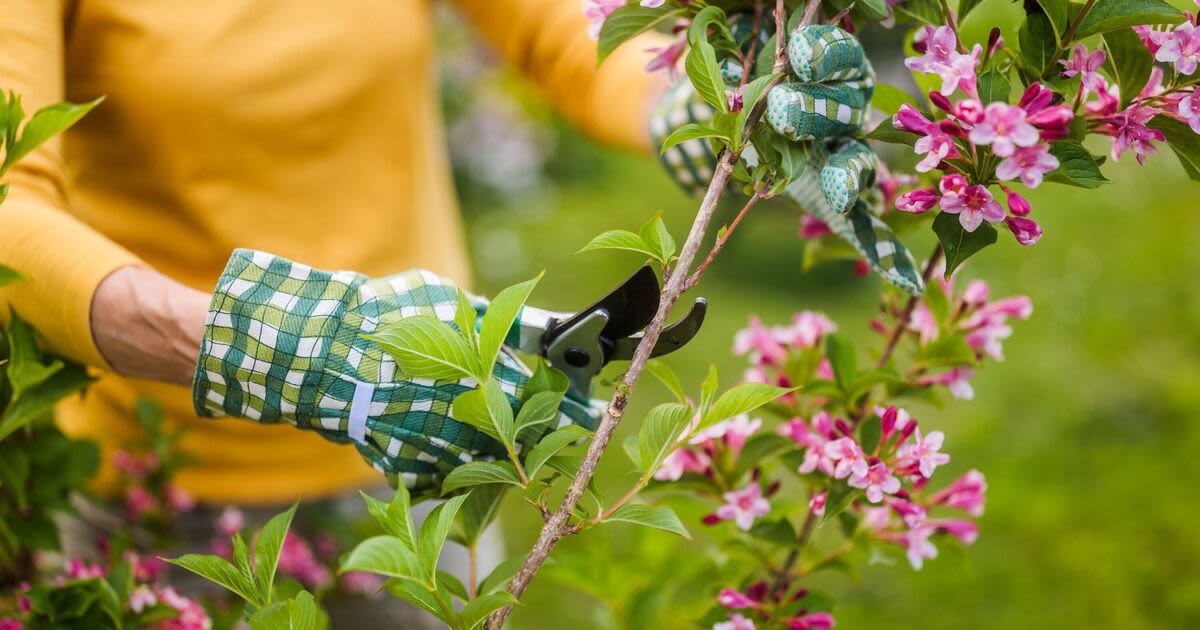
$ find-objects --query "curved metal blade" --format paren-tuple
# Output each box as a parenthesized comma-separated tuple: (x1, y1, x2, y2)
(609, 298, 707, 362)
(544, 265, 660, 350)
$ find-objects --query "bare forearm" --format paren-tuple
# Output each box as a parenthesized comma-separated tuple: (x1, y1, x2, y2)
(90, 266, 209, 385)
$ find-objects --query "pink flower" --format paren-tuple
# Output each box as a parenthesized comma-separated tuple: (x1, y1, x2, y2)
(907, 302, 938, 344)
(1085, 77, 1121, 117)
(903, 526, 939, 570)
(66, 557, 107, 579)
(129, 585, 158, 614)
(897, 428, 950, 478)
(124, 551, 166, 582)
(809, 492, 828, 517)
(895, 188, 939, 213)
(876, 163, 918, 207)
(645, 36, 687, 80)
(165, 485, 195, 513)
(113, 450, 157, 478)
(824, 438, 868, 480)
(939, 173, 968, 195)
(939, 185, 1005, 232)
(1018, 83, 1054, 115)
(1178, 92, 1200, 134)
(716, 484, 772, 531)
(788, 612, 836, 629)
(888, 498, 927, 528)
(893, 104, 934, 134)
(718, 588, 761, 609)
(929, 469, 988, 517)
(277, 534, 332, 589)
(954, 98, 984, 124)
(125, 486, 156, 521)
(1006, 216, 1043, 246)
(1059, 44, 1106, 92)
(969, 103, 1039, 157)
(341, 571, 385, 596)
(862, 506, 892, 531)
(714, 613, 757, 630)
(640, 0, 667, 7)
(153, 586, 212, 630)
(583, 0, 623, 40)
(931, 518, 980, 544)
(904, 26, 982, 96)
(1156, 22, 1200, 75)
(691, 415, 761, 455)
(0, 619, 23, 630)
(1134, 25, 1172, 56)
(963, 279, 990, 305)
(1100, 105, 1165, 165)
(913, 129, 960, 172)
(655, 447, 711, 481)
(215, 506, 244, 537)
(734, 316, 788, 366)
(964, 319, 1012, 360)
(799, 215, 833, 239)
(849, 462, 901, 503)
(1005, 189, 1031, 216)
(921, 366, 976, 400)
(995, 144, 1059, 188)
(786, 311, 837, 348)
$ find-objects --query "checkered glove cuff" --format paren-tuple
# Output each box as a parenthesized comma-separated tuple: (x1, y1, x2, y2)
(192, 249, 600, 491)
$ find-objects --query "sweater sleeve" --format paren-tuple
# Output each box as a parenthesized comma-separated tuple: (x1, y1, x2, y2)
(452, 0, 669, 153)
(0, 0, 142, 368)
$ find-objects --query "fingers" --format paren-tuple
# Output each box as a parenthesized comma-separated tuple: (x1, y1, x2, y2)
(820, 139, 878, 214)
(787, 24, 870, 84)
(767, 25, 874, 142)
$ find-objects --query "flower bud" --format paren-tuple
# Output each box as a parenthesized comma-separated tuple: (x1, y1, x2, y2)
(1006, 216, 1043, 246)
(963, 279, 990, 305)
(727, 86, 744, 113)
(939, 173, 968, 195)
(879, 406, 898, 435)
(809, 492, 828, 517)
(1005, 190, 1032, 216)
(1018, 82, 1055, 114)
(928, 91, 954, 114)
(938, 118, 968, 138)
(1027, 104, 1074, 129)
(893, 104, 933, 133)
(895, 189, 940, 213)
(954, 98, 984, 124)
(987, 27, 1003, 56)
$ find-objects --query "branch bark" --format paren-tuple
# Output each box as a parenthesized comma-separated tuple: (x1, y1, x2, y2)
(486, 3, 795, 628)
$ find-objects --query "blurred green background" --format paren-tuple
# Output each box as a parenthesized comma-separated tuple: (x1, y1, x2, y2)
(440, 3, 1200, 628)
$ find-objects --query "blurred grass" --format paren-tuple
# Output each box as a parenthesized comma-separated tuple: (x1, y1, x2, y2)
(451, 3, 1200, 626)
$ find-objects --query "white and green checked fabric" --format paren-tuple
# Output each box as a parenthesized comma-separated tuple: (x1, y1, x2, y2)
(193, 249, 600, 492)
(765, 25, 874, 141)
(651, 80, 718, 197)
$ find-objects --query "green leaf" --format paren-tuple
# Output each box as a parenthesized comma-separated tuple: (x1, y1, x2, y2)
(870, 83, 917, 116)
(441, 461, 523, 494)
(459, 592, 519, 629)
(454, 289, 480, 352)
(1019, 12, 1058, 76)
(735, 73, 782, 141)
(522, 359, 569, 403)
(731, 434, 796, 482)
(1035, 0, 1071, 38)
(361, 485, 417, 550)
(645, 359, 686, 403)
(1149, 115, 1200, 181)
(636, 402, 695, 475)
(387, 580, 449, 623)
(4, 309, 63, 400)
(451, 380, 515, 444)
(924, 280, 950, 326)
(418, 494, 470, 580)
(638, 212, 677, 265)
(525, 425, 591, 479)
(1044, 141, 1108, 188)
(698, 364, 719, 417)
(701, 383, 792, 430)
(605, 504, 691, 539)
(2, 98, 103, 173)
(893, 0, 944, 25)
(976, 67, 1011, 104)
(0, 263, 22, 287)
(865, 117, 918, 147)
(914, 335, 977, 368)
(960, 0, 987, 21)
(1102, 28, 1153, 109)
(933, 211, 998, 278)
(824, 334, 858, 392)
(577, 230, 658, 261)
(597, 4, 681, 64)
(0, 452, 30, 508)
(451, 484, 507, 547)
(368, 316, 481, 382)
(0, 362, 91, 441)
(687, 5, 733, 47)
(513, 390, 563, 442)
(340, 535, 423, 581)
(166, 554, 262, 606)
(659, 123, 727, 154)
(684, 38, 728, 114)
(479, 274, 542, 375)
(1075, 0, 1183, 40)
(438, 570, 469, 601)
(248, 591, 320, 630)
(748, 518, 798, 547)
(253, 503, 298, 602)
(478, 555, 526, 596)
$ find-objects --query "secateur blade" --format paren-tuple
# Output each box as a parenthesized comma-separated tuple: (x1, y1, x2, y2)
(544, 265, 660, 351)
(610, 298, 707, 361)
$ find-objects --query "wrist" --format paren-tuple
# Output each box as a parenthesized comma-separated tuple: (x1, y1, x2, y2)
(91, 266, 209, 385)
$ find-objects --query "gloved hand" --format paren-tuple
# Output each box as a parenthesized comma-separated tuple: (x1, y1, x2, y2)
(192, 249, 600, 492)
(651, 23, 925, 295)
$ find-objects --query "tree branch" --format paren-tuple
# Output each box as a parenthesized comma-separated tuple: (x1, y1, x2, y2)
(486, 4, 795, 628)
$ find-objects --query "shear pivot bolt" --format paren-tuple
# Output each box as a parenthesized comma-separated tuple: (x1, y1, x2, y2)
(564, 347, 590, 368)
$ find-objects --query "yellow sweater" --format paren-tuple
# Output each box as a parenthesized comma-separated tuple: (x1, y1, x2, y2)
(0, 0, 659, 504)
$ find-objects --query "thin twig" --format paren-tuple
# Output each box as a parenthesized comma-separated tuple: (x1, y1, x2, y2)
(486, 5, 795, 629)
(684, 189, 766, 291)
(875, 245, 943, 370)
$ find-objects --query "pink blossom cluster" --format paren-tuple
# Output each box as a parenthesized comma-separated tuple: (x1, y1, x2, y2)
(905, 268, 1033, 399)
(779, 406, 985, 570)
(113, 448, 194, 524)
(735, 311, 838, 398)
(209, 507, 332, 589)
(713, 581, 835, 629)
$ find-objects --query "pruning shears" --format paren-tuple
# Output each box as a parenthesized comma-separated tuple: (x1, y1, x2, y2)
(512, 266, 708, 401)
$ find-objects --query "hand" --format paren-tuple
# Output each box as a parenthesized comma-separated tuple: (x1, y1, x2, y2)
(192, 250, 601, 492)
(651, 23, 925, 294)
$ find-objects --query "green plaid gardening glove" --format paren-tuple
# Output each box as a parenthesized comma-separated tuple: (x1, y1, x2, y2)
(651, 23, 925, 295)
(192, 249, 601, 492)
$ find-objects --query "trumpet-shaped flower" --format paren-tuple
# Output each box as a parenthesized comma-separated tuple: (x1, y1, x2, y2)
(716, 484, 772, 531)
(939, 184, 1005, 232)
(1156, 22, 1200, 75)
(969, 103, 1039, 157)
(897, 428, 950, 478)
(848, 462, 902, 503)
(904, 26, 982, 96)
(995, 144, 1059, 188)
(1059, 44, 1107, 91)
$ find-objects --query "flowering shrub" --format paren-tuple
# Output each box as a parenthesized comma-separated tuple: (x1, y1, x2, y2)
(111, 401, 195, 541)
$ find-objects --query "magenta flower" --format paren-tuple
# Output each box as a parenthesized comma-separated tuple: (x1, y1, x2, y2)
(716, 484, 772, 531)
(913, 129, 959, 172)
(154, 586, 212, 630)
(733, 316, 788, 366)
(1102, 105, 1165, 165)
(644, 36, 687, 80)
(921, 365, 976, 400)
(277, 533, 332, 589)
(907, 302, 938, 344)
(939, 173, 968, 195)
(341, 571, 385, 596)
(931, 518, 980, 545)
(1179, 92, 1200, 134)
(165, 484, 195, 513)
(583, 0, 623, 40)
(963, 279, 990, 304)
(849, 462, 901, 503)
(1059, 44, 1107, 92)
(897, 428, 951, 478)
(128, 585, 158, 614)
(0, 620, 23, 630)
(1085, 77, 1121, 117)
(1006, 216, 1043, 246)
(714, 613, 757, 630)
(954, 98, 984, 124)
(893, 104, 934, 134)
(787, 612, 836, 629)
(930, 469, 988, 517)
(215, 506, 245, 537)
(824, 437, 868, 480)
(786, 311, 838, 348)
(995, 143, 1059, 188)
(969, 103, 1039, 157)
(809, 492, 828, 517)
(1005, 189, 1031, 216)
(887, 498, 928, 528)
(903, 526, 939, 570)
(1135, 25, 1172, 56)
(655, 447, 711, 481)
(691, 415, 762, 455)
(939, 184, 1005, 232)
(904, 26, 982, 96)
(718, 588, 761, 610)
(895, 188, 939, 213)
(1156, 22, 1200, 75)
(799, 215, 833, 239)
